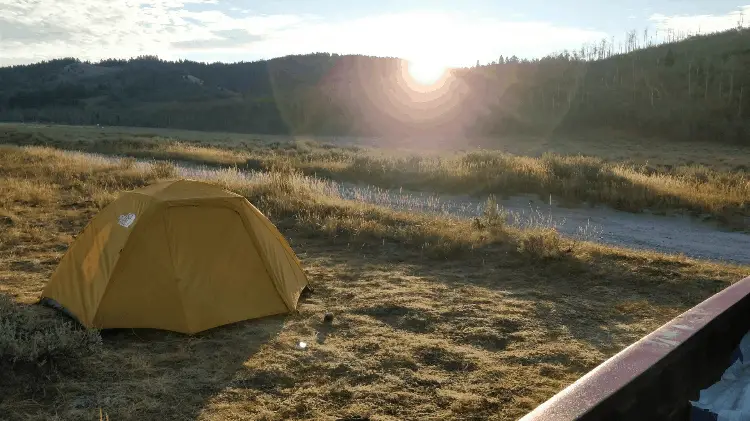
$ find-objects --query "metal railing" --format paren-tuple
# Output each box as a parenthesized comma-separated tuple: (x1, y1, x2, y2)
(520, 276, 750, 421)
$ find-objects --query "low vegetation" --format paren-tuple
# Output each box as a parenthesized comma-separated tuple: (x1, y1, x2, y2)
(4, 124, 749, 230)
(0, 294, 101, 367)
(0, 143, 747, 420)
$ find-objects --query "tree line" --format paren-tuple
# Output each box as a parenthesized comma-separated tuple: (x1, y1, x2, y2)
(0, 28, 749, 143)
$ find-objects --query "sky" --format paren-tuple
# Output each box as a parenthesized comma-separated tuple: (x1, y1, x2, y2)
(1, 0, 749, 68)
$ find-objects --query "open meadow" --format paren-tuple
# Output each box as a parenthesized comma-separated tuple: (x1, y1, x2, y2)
(3, 123, 749, 230)
(1, 124, 749, 420)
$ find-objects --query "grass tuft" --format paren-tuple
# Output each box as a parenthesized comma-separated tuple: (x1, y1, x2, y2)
(517, 228, 568, 260)
(149, 160, 177, 179)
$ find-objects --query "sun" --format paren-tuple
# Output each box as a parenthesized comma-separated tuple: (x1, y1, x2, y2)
(406, 59, 447, 86)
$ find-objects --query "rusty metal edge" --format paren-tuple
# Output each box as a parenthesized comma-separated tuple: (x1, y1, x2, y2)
(519, 275, 750, 421)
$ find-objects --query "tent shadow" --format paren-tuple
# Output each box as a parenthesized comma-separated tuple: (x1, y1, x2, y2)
(89, 315, 287, 420)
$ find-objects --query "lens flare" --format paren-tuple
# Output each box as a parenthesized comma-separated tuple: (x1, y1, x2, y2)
(406, 59, 447, 86)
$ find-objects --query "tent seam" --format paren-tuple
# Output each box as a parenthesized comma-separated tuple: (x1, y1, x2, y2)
(232, 199, 293, 311)
(245, 202, 309, 302)
(162, 204, 193, 334)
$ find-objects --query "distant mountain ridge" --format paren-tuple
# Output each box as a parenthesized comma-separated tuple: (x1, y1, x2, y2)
(2, 27, 750, 144)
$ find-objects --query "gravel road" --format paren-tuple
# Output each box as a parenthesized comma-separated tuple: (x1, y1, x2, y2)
(336, 183, 749, 265)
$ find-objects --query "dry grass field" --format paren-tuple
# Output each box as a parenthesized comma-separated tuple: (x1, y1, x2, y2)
(3, 123, 749, 230)
(1, 141, 748, 420)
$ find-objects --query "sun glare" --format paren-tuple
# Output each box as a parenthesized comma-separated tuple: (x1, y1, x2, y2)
(407, 60, 447, 86)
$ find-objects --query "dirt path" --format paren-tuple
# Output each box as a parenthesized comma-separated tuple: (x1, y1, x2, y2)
(337, 183, 750, 265)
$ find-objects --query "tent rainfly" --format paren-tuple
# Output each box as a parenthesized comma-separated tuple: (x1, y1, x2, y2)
(41, 179, 308, 334)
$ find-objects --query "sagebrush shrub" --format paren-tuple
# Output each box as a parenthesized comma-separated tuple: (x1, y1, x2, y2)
(0, 295, 102, 366)
(517, 228, 567, 259)
(481, 195, 508, 228)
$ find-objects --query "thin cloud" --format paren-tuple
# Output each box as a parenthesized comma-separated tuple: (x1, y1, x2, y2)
(0, 0, 304, 65)
(171, 29, 264, 50)
(182, 12, 608, 67)
(0, 1, 606, 67)
(649, 5, 750, 34)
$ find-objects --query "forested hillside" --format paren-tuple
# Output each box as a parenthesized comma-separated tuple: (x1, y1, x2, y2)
(1, 27, 749, 143)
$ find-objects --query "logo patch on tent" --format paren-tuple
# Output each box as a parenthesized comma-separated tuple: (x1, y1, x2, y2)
(118, 213, 136, 228)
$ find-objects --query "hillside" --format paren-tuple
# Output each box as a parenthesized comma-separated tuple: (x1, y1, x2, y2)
(1, 28, 749, 143)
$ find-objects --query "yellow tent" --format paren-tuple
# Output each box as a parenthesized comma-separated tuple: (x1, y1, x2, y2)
(41, 179, 308, 334)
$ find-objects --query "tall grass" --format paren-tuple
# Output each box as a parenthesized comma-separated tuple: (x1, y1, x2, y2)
(333, 151, 750, 217)
(1, 146, 580, 261)
(4, 128, 748, 229)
